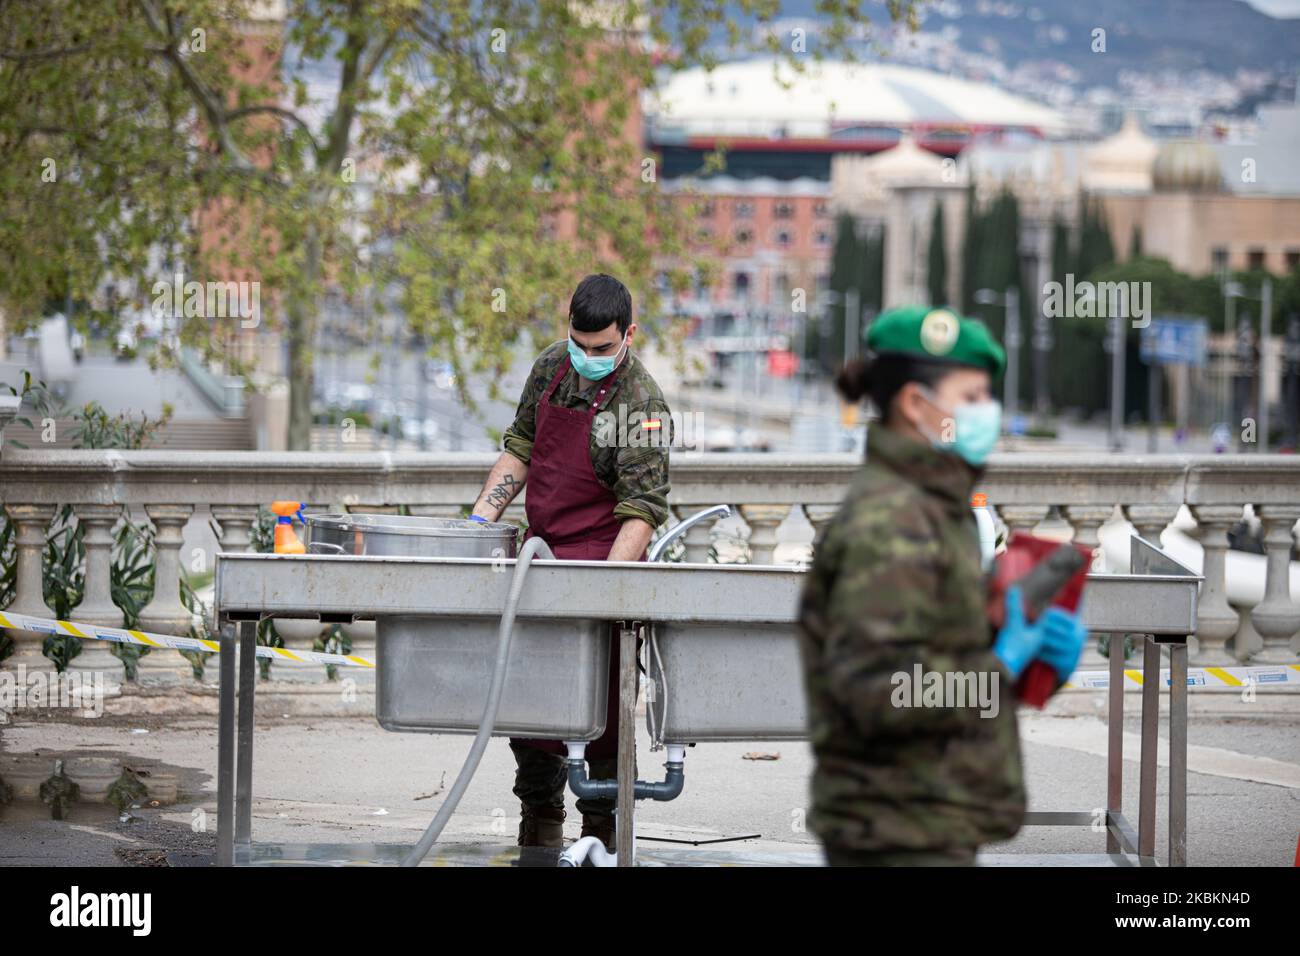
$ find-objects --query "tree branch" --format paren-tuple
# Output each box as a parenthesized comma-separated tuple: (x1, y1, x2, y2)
(0, 44, 94, 62)
(227, 104, 322, 152)
(133, 0, 255, 175)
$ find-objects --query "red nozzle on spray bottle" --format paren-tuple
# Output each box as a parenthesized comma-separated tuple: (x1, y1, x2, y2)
(270, 501, 307, 554)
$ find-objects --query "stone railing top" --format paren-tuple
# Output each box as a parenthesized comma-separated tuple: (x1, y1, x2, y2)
(0, 448, 1297, 509)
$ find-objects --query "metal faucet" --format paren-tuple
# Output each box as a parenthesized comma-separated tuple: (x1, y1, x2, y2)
(649, 504, 732, 562)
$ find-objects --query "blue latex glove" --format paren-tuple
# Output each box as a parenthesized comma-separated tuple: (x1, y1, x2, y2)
(467, 514, 489, 523)
(993, 585, 1044, 680)
(1037, 606, 1089, 682)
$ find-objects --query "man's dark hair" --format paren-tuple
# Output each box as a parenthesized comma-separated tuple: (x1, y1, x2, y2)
(569, 274, 633, 334)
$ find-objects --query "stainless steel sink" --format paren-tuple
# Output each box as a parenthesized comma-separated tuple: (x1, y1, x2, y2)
(648, 622, 808, 742)
(376, 614, 610, 738)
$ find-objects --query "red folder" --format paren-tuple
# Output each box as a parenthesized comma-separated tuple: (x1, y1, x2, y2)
(986, 532, 1091, 708)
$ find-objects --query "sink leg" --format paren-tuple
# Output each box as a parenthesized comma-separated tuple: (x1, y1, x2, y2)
(1168, 640, 1188, 867)
(1138, 636, 1160, 860)
(217, 622, 237, 866)
(616, 623, 637, 867)
(236, 619, 257, 846)
(1106, 632, 1123, 855)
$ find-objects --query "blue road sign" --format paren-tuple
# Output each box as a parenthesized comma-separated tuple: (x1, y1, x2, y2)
(1140, 316, 1208, 367)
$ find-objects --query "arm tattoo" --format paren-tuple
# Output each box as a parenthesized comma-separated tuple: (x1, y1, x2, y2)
(485, 475, 520, 510)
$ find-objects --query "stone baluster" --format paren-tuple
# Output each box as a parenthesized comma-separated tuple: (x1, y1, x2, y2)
(135, 505, 196, 686)
(1188, 505, 1244, 666)
(804, 504, 839, 557)
(209, 506, 259, 686)
(1249, 507, 1300, 664)
(2, 504, 58, 672)
(739, 505, 788, 565)
(1062, 504, 1117, 668)
(67, 505, 124, 689)
(666, 505, 715, 564)
(1121, 504, 1181, 667)
(1124, 504, 1176, 551)
(1062, 504, 1117, 572)
(211, 506, 258, 555)
(995, 504, 1048, 539)
(267, 502, 326, 680)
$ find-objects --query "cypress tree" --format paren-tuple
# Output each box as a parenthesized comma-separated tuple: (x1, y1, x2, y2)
(927, 200, 948, 307)
(961, 182, 980, 314)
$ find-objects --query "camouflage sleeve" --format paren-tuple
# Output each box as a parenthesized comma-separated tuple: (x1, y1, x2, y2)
(818, 501, 984, 739)
(502, 349, 554, 465)
(611, 398, 672, 529)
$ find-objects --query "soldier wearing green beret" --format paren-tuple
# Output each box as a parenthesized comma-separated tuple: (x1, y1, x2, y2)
(796, 305, 1087, 866)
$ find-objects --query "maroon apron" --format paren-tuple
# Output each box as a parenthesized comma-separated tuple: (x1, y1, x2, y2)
(514, 352, 645, 758)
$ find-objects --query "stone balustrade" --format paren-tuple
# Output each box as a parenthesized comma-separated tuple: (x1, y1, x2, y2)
(1, 448, 1297, 688)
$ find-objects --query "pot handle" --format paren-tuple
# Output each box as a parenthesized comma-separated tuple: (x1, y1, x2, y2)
(308, 541, 348, 555)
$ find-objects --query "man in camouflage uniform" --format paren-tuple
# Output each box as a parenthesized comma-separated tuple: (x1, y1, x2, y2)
(797, 306, 1033, 866)
(470, 274, 672, 852)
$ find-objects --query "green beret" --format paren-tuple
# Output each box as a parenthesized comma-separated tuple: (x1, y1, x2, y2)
(865, 306, 1005, 378)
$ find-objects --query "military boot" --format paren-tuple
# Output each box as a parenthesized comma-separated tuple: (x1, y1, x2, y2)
(518, 803, 565, 847)
(580, 813, 616, 852)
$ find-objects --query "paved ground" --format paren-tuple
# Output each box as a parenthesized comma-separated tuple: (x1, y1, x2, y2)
(1, 689, 1296, 867)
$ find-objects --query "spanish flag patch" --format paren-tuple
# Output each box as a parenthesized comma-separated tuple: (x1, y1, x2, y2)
(643, 418, 662, 430)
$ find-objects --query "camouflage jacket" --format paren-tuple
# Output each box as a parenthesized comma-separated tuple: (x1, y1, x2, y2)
(795, 424, 1026, 853)
(503, 340, 672, 529)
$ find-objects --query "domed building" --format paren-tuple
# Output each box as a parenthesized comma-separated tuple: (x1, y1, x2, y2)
(1151, 140, 1224, 193)
(651, 58, 1064, 318)
(1082, 113, 1159, 193)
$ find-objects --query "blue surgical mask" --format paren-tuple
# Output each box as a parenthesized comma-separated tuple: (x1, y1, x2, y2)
(567, 332, 628, 381)
(917, 386, 1002, 466)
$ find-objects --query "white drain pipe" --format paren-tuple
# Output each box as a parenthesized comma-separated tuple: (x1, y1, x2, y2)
(558, 836, 619, 868)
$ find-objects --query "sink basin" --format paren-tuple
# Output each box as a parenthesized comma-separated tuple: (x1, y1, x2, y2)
(376, 614, 610, 738)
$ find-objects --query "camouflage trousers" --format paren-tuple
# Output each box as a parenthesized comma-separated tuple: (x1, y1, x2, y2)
(823, 844, 976, 867)
(509, 741, 638, 820)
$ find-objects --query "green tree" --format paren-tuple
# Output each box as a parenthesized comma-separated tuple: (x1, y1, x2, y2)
(862, 224, 885, 315)
(961, 182, 980, 314)
(828, 212, 861, 366)
(926, 200, 947, 307)
(0, 0, 919, 448)
(1076, 194, 1116, 280)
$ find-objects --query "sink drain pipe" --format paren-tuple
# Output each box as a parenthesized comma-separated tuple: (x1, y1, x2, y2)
(556, 741, 687, 867)
(564, 741, 687, 802)
(400, 535, 555, 867)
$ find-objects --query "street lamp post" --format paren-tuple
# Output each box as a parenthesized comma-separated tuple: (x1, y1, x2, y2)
(1109, 311, 1125, 452)
(1260, 278, 1273, 452)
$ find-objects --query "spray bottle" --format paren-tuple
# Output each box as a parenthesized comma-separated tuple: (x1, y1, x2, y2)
(971, 493, 997, 572)
(270, 501, 307, 554)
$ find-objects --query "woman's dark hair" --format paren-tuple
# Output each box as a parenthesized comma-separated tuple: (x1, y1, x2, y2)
(836, 352, 956, 421)
(569, 273, 633, 334)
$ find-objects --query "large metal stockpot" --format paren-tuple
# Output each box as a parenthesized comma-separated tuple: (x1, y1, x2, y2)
(305, 513, 518, 558)
(303, 513, 609, 739)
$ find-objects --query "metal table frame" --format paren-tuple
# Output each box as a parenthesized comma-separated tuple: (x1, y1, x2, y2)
(213, 537, 1198, 867)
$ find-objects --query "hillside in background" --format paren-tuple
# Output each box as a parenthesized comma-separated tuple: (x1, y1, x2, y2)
(697, 0, 1300, 102)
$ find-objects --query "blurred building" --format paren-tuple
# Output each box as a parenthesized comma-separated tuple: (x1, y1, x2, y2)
(648, 57, 1070, 323)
